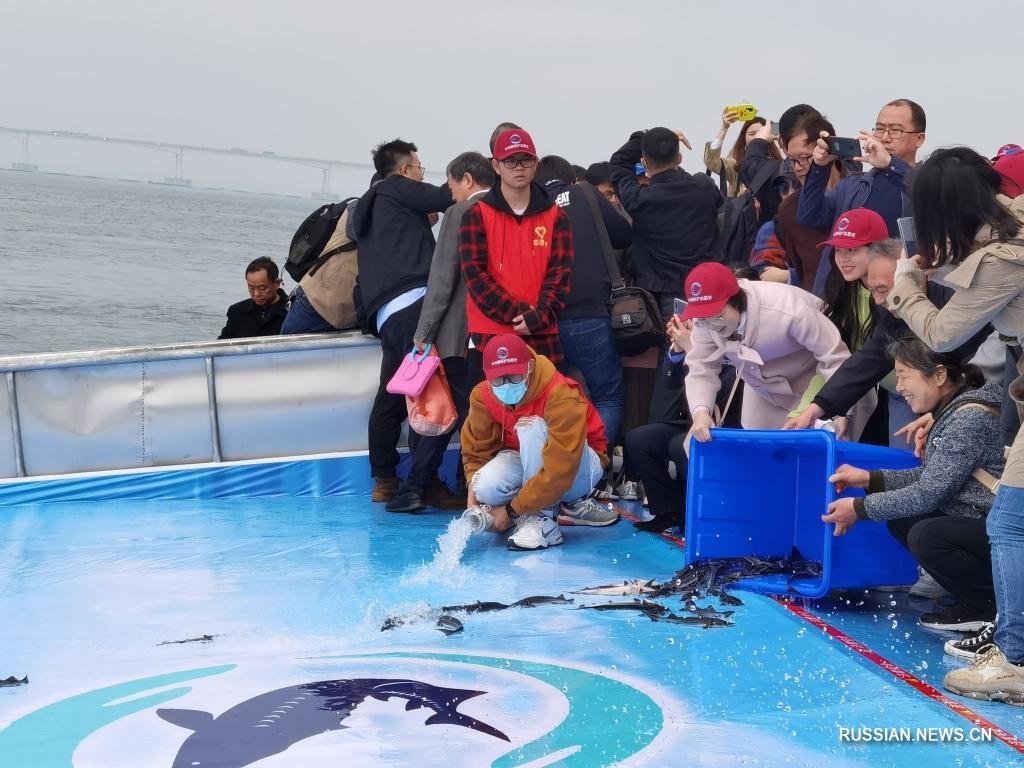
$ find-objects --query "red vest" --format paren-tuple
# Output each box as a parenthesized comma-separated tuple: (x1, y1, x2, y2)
(480, 371, 608, 456)
(466, 203, 560, 336)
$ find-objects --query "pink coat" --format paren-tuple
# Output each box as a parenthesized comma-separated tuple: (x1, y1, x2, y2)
(685, 280, 851, 418)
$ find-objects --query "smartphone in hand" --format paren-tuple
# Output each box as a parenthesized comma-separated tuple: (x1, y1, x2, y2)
(897, 216, 917, 258)
(770, 121, 780, 136)
(674, 298, 688, 318)
(827, 137, 861, 160)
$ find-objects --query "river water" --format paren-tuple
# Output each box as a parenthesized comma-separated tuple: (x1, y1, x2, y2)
(1, 170, 323, 355)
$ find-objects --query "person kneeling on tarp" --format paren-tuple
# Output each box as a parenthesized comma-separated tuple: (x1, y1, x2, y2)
(461, 334, 619, 550)
(822, 337, 1004, 634)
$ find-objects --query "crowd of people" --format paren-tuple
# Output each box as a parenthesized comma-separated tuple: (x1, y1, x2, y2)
(216, 100, 1024, 707)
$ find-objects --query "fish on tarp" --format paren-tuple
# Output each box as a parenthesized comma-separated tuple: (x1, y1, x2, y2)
(657, 613, 734, 628)
(654, 554, 823, 599)
(440, 601, 510, 614)
(684, 599, 735, 620)
(157, 634, 216, 646)
(1, 676, 28, 687)
(573, 579, 661, 596)
(577, 599, 668, 618)
(712, 589, 744, 606)
(435, 615, 464, 636)
(511, 594, 574, 608)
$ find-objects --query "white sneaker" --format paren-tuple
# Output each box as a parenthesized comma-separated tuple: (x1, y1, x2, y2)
(558, 496, 621, 527)
(909, 567, 949, 600)
(616, 480, 640, 500)
(507, 512, 564, 550)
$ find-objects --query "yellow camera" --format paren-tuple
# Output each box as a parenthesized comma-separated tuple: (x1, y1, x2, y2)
(726, 104, 758, 121)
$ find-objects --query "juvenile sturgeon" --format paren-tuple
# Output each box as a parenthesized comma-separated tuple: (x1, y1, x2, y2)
(573, 579, 661, 596)
(440, 601, 510, 614)
(577, 599, 668, 618)
(435, 615, 464, 635)
(157, 634, 217, 646)
(511, 594, 574, 608)
(0, 676, 28, 687)
(656, 613, 734, 628)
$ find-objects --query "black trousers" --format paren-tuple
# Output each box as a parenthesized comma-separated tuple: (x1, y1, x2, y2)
(403, 356, 471, 493)
(887, 513, 996, 614)
(625, 422, 688, 528)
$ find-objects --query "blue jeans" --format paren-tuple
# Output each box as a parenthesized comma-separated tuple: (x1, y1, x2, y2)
(281, 286, 335, 334)
(558, 317, 624, 446)
(471, 417, 603, 508)
(988, 483, 1024, 662)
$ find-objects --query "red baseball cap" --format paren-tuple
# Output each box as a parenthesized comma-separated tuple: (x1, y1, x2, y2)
(992, 144, 1022, 162)
(817, 208, 888, 249)
(482, 334, 532, 380)
(492, 129, 537, 161)
(679, 262, 741, 320)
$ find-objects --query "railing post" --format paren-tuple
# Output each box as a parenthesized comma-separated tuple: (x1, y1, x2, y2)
(6, 371, 26, 477)
(204, 357, 223, 463)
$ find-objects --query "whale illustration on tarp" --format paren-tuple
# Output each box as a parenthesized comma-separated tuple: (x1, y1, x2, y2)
(157, 678, 510, 768)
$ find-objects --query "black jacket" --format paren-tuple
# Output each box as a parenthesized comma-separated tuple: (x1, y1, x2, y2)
(545, 179, 633, 318)
(218, 289, 289, 340)
(813, 282, 992, 417)
(609, 132, 721, 293)
(353, 174, 453, 325)
(740, 138, 785, 223)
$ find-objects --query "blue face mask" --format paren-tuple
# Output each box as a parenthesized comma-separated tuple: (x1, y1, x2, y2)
(492, 380, 528, 406)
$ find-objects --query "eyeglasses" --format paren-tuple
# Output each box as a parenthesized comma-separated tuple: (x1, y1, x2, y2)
(492, 373, 525, 386)
(785, 154, 813, 167)
(402, 163, 425, 173)
(500, 156, 537, 170)
(872, 127, 921, 140)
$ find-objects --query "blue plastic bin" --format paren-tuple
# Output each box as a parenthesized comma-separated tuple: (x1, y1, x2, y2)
(684, 428, 922, 598)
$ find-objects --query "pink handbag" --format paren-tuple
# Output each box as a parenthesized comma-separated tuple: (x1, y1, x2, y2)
(386, 345, 441, 398)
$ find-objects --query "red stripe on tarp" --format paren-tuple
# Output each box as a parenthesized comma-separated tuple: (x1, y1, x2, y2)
(774, 596, 1024, 755)
(614, 506, 685, 547)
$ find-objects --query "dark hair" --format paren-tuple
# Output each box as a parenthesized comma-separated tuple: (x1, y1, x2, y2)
(887, 336, 985, 390)
(245, 257, 279, 282)
(726, 288, 748, 314)
(446, 151, 495, 187)
(729, 117, 781, 168)
(571, 164, 587, 182)
(779, 104, 819, 146)
(371, 138, 418, 177)
(641, 127, 680, 169)
(789, 112, 848, 177)
(489, 122, 522, 153)
(912, 146, 1023, 266)
(823, 261, 877, 348)
(534, 155, 575, 187)
(585, 161, 612, 187)
(885, 98, 926, 133)
(733, 266, 760, 281)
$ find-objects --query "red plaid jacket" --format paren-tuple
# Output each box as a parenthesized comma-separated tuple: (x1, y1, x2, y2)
(459, 187, 574, 365)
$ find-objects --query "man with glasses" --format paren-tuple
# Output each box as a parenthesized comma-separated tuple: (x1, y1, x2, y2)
(353, 138, 455, 505)
(460, 128, 574, 367)
(462, 334, 618, 551)
(798, 99, 927, 296)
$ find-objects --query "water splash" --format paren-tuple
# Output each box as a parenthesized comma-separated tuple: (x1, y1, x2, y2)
(404, 516, 474, 586)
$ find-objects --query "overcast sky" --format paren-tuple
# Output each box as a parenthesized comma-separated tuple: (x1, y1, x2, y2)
(1, 0, 1020, 196)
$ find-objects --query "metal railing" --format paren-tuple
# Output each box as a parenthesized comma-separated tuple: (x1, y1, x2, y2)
(0, 332, 383, 479)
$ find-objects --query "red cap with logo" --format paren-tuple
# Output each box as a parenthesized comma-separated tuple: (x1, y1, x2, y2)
(492, 129, 537, 161)
(679, 262, 741, 320)
(817, 208, 888, 249)
(482, 334, 532, 380)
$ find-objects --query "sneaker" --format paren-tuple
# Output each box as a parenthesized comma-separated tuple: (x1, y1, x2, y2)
(385, 489, 425, 513)
(593, 478, 619, 501)
(424, 477, 467, 510)
(945, 623, 996, 661)
(909, 568, 949, 600)
(919, 605, 995, 633)
(617, 480, 640, 501)
(507, 512, 564, 551)
(943, 647, 1024, 706)
(558, 497, 621, 527)
(372, 477, 399, 503)
(633, 513, 677, 533)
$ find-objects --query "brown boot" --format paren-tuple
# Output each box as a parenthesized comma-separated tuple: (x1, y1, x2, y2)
(371, 477, 399, 503)
(424, 477, 468, 510)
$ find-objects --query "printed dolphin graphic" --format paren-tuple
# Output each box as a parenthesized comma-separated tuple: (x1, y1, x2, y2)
(157, 678, 509, 768)
(0, 675, 28, 687)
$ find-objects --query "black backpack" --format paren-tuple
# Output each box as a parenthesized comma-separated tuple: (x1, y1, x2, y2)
(708, 159, 780, 269)
(285, 197, 359, 282)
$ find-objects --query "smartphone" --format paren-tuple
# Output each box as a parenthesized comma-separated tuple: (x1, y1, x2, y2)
(770, 121, 780, 136)
(827, 137, 861, 160)
(674, 298, 688, 318)
(897, 216, 917, 258)
(725, 104, 758, 121)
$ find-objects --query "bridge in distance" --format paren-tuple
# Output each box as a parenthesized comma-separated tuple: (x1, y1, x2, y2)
(0, 125, 374, 199)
